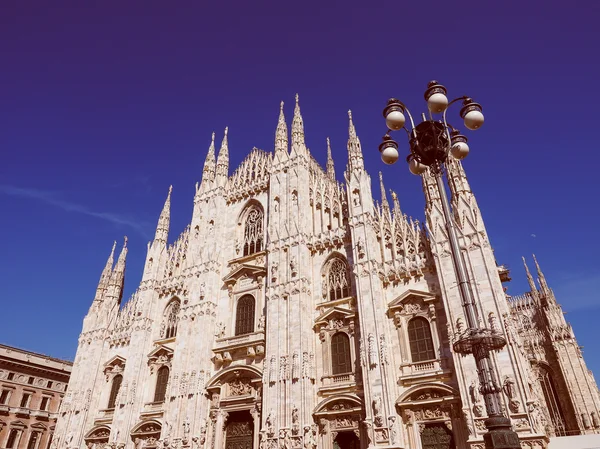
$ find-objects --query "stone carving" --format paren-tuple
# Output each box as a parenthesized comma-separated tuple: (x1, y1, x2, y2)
(258, 314, 266, 330)
(303, 426, 316, 449)
(280, 355, 288, 381)
(367, 333, 377, 368)
(229, 377, 252, 396)
(292, 352, 300, 381)
(528, 402, 544, 433)
(359, 337, 366, 367)
(488, 312, 499, 332)
(290, 257, 297, 277)
(356, 237, 365, 259)
(269, 356, 277, 383)
(183, 418, 190, 441)
(301, 351, 309, 378)
(279, 429, 291, 449)
(215, 322, 225, 338)
(469, 379, 480, 404)
(592, 412, 600, 428)
(271, 262, 278, 280)
(265, 410, 275, 437)
(372, 395, 383, 427)
(379, 334, 389, 365)
(388, 415, 399, 445)
(456, 317, 465, 334)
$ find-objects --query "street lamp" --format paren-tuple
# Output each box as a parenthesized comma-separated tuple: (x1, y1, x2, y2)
(379, 81, 521, 449)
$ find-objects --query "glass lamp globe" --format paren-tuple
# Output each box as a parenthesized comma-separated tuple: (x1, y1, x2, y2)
(385, 110, 406, 130)
(409, 158, 427, 175)
(463, 110, 485, 130)
(427, 93, 449, 114)
(451, 141, 470, 160)
(381, 146, 399, 165)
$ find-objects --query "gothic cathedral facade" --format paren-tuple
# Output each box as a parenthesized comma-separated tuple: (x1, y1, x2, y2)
(53, 97, 600, 449)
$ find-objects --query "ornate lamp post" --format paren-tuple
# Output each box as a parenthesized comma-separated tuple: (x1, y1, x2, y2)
(378, 81, 521, 449)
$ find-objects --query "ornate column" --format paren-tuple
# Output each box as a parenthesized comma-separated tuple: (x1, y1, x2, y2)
(212, 410, 228, 449)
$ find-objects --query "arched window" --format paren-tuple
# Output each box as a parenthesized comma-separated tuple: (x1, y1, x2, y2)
(154, 366, 169, 403)
(538, 366, 567, 435)
(243, 207, 264, 256)
(408, 317, 436, 362)
(163, 300, 180, 339)
(331, 333, 352, 375)
(235, 295, 255, 336)
(107, 374, 123, 409)
(326, 257, 350, 301)
(6, 429, 19, 449)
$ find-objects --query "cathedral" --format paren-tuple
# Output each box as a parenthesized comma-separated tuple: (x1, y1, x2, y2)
(53, 96, 600, 449)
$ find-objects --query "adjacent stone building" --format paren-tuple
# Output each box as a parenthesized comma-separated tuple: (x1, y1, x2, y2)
(0, 344, 72, 449)
(53, 96, 600, 449)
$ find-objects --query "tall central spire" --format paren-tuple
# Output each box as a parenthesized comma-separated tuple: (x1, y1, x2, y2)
(154, 186, 172, 244)
(216, 127, 229, 186)
(326, 137, 335, 181)
(275, 101, 289, 159)
(347, 110, 364, 171)
(290, 94, 306, 157)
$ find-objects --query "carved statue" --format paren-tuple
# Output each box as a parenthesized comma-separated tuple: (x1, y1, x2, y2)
(258, 314, 266, 330)
(356, 237, 365, 259)
(388, 416, 399, 445)
(259, 431, 268, 449)
(368, 334, 377, 368)
(290, 257, 297, 276)
(528, 402, 543, 433)
(271, 262, 278, 279)
(456, 317, 466, 334)
(265, 410, 274, 436)
(469, 379, 480, 404)
(183, 418, 190, 439)
(488, 312, 499, 332)
(292, 404, 299, 425)
(372, 395, 383, 426)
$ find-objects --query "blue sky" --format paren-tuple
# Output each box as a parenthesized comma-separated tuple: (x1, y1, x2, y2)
(1, 2, 599, 376)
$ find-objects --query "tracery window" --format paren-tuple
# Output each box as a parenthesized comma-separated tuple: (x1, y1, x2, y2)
(107, 374, 123, 409)
(331, 333, 352, 375)
(243, 207, 264, 256)
(154, 366, 169, 403)
(162, 300, 180, 339)
(235, 295, 255, 336)
(538, 366, 567, 435)
(327, 257, 351, 301)
(408, 317, 436, 362)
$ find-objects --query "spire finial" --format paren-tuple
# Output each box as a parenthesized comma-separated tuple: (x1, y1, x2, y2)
(201, 133, 217, 189)
(216, 127, 230, 185)
(224, 126, 228, 136)
(391, 189, 401, 215)
(326, 137, 335, 181)
(275, 100, 289, 156)
(123, 236, 128, 247)
(154, 186, 172, 244)
(522, 256, 538, 295)
(379, 172, 389, 210)
(533, 254, 550, 293)
(346, 109, 363, 171)
(291, 93, 306, 155)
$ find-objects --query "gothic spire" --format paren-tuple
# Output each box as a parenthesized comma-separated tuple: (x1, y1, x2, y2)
(533, 254, 550, 294)
(290, 94, 306, 157)
(94, 241, 116, 302)
(326, 137, 335, 181)
(154, 186, 172, 244)
(216, 127, 229, 186)
(391, 190, 402, 217)
(108, 237, 128, 304)
(201, 132, 216, 187)
(347, 110, 364, 171)
(379, 172, 389, 211)
(522, 256, 538, 298)
(275, 101, 289, 158)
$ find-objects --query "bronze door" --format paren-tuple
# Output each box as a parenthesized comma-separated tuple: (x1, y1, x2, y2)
(225, 420, 253, 449)
(420, 424, 454, 449)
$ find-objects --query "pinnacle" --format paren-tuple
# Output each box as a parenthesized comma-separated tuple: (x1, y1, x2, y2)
(379, 172, 389, 209)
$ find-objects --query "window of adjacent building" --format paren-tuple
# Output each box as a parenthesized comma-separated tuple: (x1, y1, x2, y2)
(107, 375, 122, 409)
(20, 393, 31, 408)
(40, 397, 50, 411)
(6, 429, 19, 449)
(0, 389, 10, 404)
(331, 332, 352, 375)
(408, 317, 436, 362)
(163, 299, 181, 339)
(7, 372, 14, 380)
(243, 207, 264, 256)
(46, 381, 53, 388)
(327, 258, 350, 301)
(235, 295, 255, 336)
(46, 434, 53, 449)
(154, 366, 169, 403)
(27, 431, 40, 449)
(28, 377, 34, 385)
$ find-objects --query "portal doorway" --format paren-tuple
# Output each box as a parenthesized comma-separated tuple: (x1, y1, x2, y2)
(333, 431, 359, 449)
(224, 410, 254, 449)
(420, 423, 454, 449)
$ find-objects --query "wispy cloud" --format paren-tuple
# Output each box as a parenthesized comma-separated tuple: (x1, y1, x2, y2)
(0, 185, 152, 239)
(552, 273, 600, 312)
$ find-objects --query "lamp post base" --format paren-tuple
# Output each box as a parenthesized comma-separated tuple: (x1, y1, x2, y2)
(482, 416, 522, 449)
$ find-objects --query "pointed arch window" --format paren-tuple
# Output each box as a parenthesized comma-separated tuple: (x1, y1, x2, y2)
(408, 317, 435, 362)
(154, 366, 169, 403)
(327, 257, 350, 301)
(162, 300, 180, 339)
(107, 374, 122, 409)
(331, 333, 352, 375)
(235, 295, 256, 336)
(538, 366, 567, 435)
(243, 207, 264, 256)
